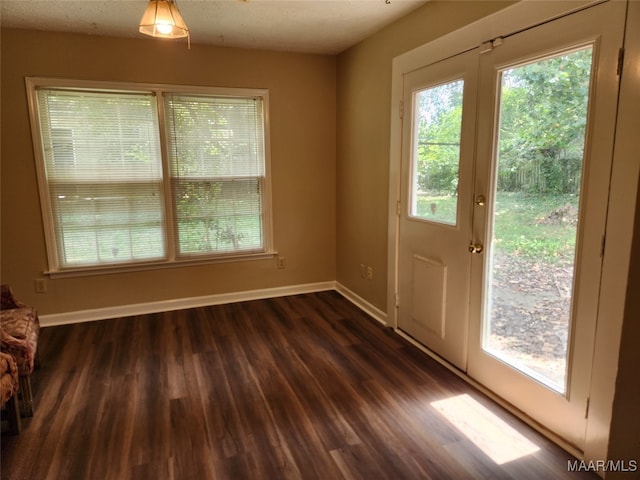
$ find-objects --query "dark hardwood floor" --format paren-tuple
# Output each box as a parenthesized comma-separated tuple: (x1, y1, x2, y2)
(1, 291, 597, 479)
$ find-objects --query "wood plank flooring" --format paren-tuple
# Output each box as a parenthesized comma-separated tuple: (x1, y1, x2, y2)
(1, 291, 597, 480)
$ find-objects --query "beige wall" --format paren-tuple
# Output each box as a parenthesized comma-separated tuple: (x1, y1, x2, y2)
(335, 1, 515, 311)
(1, 28, 336, 315)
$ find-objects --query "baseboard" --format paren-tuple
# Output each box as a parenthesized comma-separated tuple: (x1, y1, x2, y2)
(334, 282, 388, 326)
(39, 281, 337, 327)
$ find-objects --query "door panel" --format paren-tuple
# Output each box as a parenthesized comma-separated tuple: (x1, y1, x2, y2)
(398, 50, 478, 370)
(410, 255, 446, 338)
(467, 1, 625, 449)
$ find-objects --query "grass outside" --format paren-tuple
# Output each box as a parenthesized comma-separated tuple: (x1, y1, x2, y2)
(414, 193, 458, 225)
(492, 192, 578, 262)
(416, 191, 579, 261)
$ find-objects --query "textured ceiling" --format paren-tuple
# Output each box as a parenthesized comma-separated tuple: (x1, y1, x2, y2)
(0, 0, 428, 54)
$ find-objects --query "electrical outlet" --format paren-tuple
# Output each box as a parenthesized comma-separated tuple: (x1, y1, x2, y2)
(360, 263, 367, 279)
(366, 266, 373, 280)
(35, 278, 47, 293)
(277, 256, 287, 269)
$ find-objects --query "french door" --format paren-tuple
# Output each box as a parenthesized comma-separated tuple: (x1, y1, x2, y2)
(397, 1, 625, 449)
(397, 49, 478, 371)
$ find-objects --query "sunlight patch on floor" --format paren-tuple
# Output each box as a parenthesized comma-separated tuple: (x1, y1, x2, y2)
(431, 394, 540, 464)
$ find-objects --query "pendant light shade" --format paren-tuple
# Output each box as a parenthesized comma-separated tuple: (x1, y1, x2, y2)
(139, 0, 190, 44)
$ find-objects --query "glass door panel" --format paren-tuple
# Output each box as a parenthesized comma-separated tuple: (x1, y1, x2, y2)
(484, 47, 594, 393)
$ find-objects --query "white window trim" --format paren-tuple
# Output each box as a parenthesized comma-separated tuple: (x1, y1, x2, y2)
(26, 77, 275, 277)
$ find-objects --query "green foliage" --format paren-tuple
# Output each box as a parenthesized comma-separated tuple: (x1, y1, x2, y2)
(414, 47, 593, 196)
(492, 192, 579, 262)
(415, 81, 463, 195)
(497, 48, 592, 194)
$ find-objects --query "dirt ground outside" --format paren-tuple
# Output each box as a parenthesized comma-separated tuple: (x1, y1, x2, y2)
(484, 249, 574, 390)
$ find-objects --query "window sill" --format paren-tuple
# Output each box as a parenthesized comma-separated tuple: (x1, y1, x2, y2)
(44, 251, 278, 279)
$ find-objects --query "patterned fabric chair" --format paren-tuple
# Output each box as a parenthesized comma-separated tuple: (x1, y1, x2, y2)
(0, 285, 40, 417)
(0, 351, 21, 434)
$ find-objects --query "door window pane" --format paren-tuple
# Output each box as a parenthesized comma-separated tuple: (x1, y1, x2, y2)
(483, 47, 593, 393)
(410, 80, 463, 225)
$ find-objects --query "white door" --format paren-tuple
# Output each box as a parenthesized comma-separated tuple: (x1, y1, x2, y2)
(467, 1, 626, 449)
(397, 50, 478, 370)
(396, 0, 626, 450)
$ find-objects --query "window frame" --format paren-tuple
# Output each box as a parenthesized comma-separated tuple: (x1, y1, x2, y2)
(26, 77, 274, 277)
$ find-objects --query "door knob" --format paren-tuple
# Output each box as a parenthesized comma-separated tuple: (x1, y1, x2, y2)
(468, 243, 484, 254)
(475, 195, 486, 206)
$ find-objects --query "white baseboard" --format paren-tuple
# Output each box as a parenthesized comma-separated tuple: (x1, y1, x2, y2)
(39, 281, 390, 328)
(39, 281, 337, 327)
(335, 282, 388, 326)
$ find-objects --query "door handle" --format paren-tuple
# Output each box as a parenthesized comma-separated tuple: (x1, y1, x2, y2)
(468, 243, 484, 254)
(475, 195, 486, 206)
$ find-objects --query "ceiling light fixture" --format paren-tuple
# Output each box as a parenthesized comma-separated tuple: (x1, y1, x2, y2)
(139, 0, 190, 48)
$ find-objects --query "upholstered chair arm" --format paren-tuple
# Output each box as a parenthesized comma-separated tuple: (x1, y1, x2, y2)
(1, 284, 26, 310)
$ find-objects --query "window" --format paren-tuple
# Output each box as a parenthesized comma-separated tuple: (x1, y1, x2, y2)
(27, 78, 272, 274)
(410, 79, 464, 226)
(165, 94, 266, 256)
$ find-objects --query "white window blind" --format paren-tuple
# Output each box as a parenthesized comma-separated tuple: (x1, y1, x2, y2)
(28, 79, 272, 274)
(36, 88, 166, 267)
(164, 94, 266, 256)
